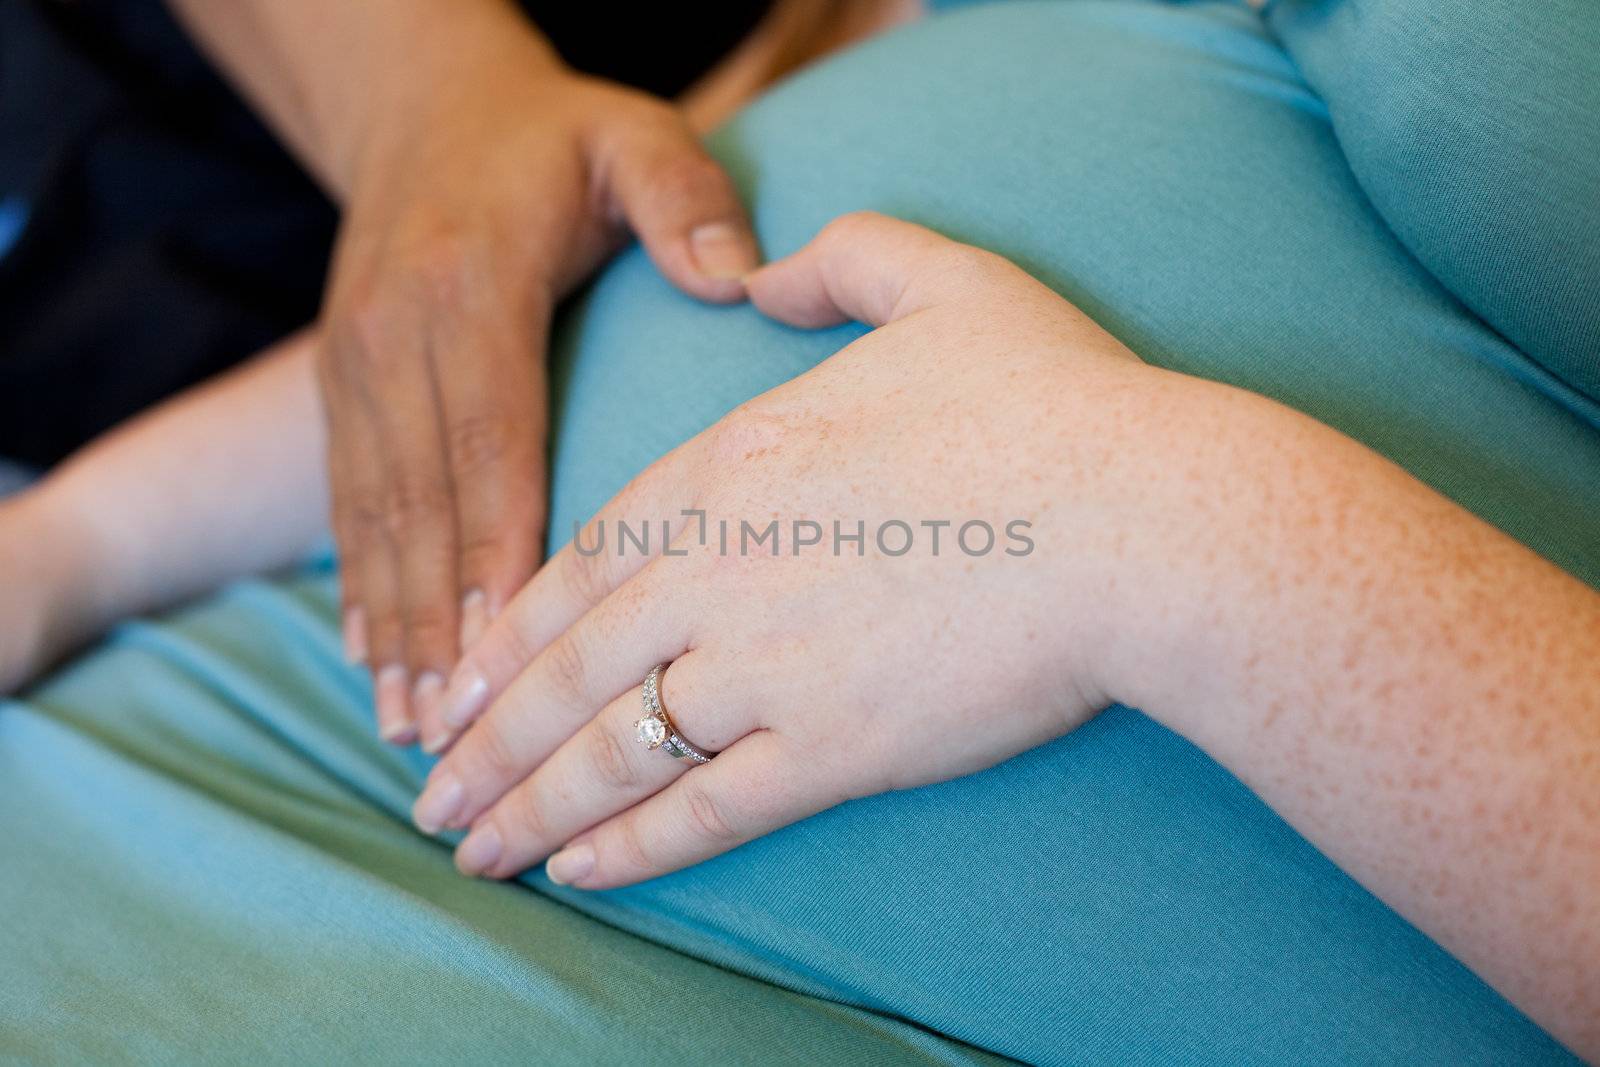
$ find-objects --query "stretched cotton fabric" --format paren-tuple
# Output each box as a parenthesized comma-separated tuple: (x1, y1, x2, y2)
(1266, 0, 1600, 402)
(3, 2, 1595, 1063)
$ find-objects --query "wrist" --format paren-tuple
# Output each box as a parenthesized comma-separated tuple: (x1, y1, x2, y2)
(1074, 368, 1437, 754)
(0, 487, 105, 691)
(1052, 368, 1281, 736)
(329, 1, 569, 200)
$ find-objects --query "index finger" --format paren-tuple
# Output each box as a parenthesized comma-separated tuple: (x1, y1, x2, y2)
(435, 438, 703, 736)
(412, 556, 703, 837)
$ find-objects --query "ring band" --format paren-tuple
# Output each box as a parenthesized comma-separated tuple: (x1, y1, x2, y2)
(635, 664, 715, 764)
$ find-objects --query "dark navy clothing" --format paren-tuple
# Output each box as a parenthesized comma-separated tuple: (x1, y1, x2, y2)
(0, 0, 772, 466)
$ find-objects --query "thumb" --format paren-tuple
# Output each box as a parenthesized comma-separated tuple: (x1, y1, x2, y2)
(606, 120, 761, 303)
(744, 211, 1023, 330)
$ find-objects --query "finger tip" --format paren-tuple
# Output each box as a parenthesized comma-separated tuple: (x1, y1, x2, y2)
(412, 671, 449, 751)
(454, 823, 503, 877)
(440, 670, 490, 732)
(545, 841, 596, 888)
(342, 606, 369, 664)
(687, 222, 762, 288)
(373, 663, 415, 742)
(740, 261, 792, 315)
(676, 271, 749, 305)
(382, 724, 419, 746)
(458, 589, 489, 653)
(413, 772, 465, 835)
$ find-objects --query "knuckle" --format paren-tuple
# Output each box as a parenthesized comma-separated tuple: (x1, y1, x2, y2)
(820, 210, 886, 248)
(479, 605, 538, 678)
(344, 492, 390, 550)
(708, 404, 789, 467)
(402, 598, 453, 630)
(584, 725, 639, 792)
(404, 231, 472, 306)
(612, 816, 656, 874)
(459, 495, 542, 572)
(504, 785, 552, 843)
(345, 489, 389, 539)
(680, 780, 740, 844)
(458, 525, 520, 571)
(383, 476, 451, 534)
(473, 719, 523, 781)
(402, 608, 454, 658)
(652, 154, 731, 208)
(341, 296, 404, 373)
(447, 411, 512, 476)
(543, 633, 592, 705)
(456, 533, 505, 582)
(560, 544, 615, 609)
(359, 591, 401, 635)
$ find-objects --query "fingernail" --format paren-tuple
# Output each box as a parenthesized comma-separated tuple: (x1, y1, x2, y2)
(455, 823, 503, 877)
(385, 724, 419, 746)
(413, 670, 445, 729)
(412, 773, 464, 834)
(419, 671, 457, 755)
(442, 669, 490, 731)
(374, 664, 413, 744)
(690, 221, 760, 280)
(342, 606, 368, 664)
(545, 842, 595, 887)
(459, 588, 488, 653)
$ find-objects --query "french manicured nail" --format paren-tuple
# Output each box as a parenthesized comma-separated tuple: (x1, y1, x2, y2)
(455, 823, 503, 877)
(690, 221, 760, 280)
(442, 669, 490, 731)
(374, 664, 413, 743)
(412, 773, 464, 835)
(459, 588, 488, 653)
(413, 672, 447, 751)
(342, 606, 368, 664)
(545, 843, 595, 887)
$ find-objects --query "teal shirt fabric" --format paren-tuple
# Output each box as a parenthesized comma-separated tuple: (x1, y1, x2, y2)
(1267, 0, 1600, 402)
(3, 2, 1596, 1063)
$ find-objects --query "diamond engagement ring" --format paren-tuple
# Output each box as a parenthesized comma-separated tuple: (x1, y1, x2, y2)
(635, 664, 715, 764)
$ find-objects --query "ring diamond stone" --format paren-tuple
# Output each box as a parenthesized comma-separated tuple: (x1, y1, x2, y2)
(634, 663, 714, 764)
(636, 714, 667, 748)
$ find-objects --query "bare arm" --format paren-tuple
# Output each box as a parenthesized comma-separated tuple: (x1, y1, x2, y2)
(1114, 370, 1600, 1057)
(161, 0, 562, 199)
(162, 0, 768, 749)
(1, 334, 324, 692)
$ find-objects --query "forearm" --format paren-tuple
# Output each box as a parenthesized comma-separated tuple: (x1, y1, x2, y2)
(1107, 370, 1600, 1056)
(18, 333, 327, 650)
(162, 0, 562, 197)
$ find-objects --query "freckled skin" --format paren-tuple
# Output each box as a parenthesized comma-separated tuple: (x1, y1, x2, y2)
(1109, 373, 1600, 1057)
(409, 217, 1600, 1057)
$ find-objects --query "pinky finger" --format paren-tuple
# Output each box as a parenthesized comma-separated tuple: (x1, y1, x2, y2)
(543, 732, 826, 890)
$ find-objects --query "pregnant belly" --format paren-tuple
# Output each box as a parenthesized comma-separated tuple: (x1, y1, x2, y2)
(535, 2, 1597, 1063)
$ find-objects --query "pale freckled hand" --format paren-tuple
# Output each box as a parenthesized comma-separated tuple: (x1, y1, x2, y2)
(407, 213, 1153, 888)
